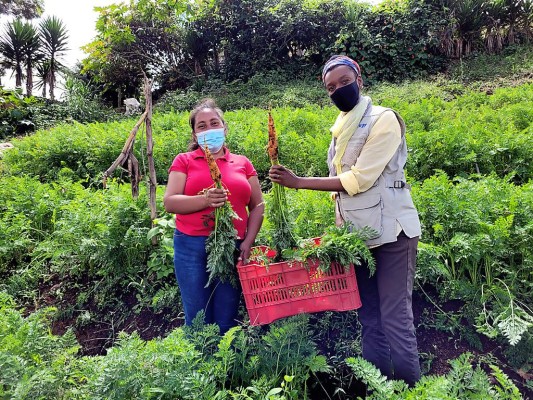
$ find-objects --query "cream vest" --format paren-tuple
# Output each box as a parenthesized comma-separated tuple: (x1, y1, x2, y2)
(327, 104, 422, 247)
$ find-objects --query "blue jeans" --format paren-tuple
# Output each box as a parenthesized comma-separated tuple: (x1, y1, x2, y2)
(173, 229, 242, 334)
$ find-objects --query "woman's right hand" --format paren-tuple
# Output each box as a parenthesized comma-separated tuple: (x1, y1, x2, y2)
(204, 187, 227, 208)
(269, 164, 300, 189)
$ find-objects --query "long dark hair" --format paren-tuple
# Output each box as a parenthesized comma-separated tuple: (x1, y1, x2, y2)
(187, 98, 225, 151)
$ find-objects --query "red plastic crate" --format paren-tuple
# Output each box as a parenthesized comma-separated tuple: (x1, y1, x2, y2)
(237, 245, 362, 325)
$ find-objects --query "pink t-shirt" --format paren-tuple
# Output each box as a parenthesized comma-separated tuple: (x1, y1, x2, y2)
(168, 147, 257, 238)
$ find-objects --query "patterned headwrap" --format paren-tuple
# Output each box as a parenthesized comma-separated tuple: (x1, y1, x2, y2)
(321, 55, 361, 82)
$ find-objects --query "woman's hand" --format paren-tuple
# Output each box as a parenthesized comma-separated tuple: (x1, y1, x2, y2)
(269, 164, 300, 189)
(205, 187, 227, 208)
(238, 240, 253, 265)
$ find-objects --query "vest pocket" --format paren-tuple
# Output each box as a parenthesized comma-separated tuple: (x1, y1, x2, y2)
(339, 194, 383, 239)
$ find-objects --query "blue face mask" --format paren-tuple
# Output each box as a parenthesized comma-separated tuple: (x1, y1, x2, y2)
(196, 128, 225, 153)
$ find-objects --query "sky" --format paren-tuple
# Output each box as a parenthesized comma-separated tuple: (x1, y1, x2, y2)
(41, 0, 119, 69)
(1, 0, 118, 93)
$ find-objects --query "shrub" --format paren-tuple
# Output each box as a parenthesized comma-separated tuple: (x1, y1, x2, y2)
(155, 72, 329, 113)
(0, 87, 39, 140)
(3, 82, 532, 186)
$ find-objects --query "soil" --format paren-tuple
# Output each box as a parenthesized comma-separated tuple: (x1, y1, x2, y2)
(40, 283, 532, 399)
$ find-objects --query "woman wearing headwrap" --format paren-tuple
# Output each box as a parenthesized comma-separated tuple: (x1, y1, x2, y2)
(269, 55, 422, 386)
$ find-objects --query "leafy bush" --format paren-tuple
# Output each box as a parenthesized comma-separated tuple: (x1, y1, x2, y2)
(0, 87, 39, 139)
(346, 352, 522, 399)
(3, 82, 532, 186)
(332, 0, 449, 84)
(155, 72, 329, 113)
(0, 79, 118, 140)
(413, 174, 533, 344)
(0, 298, 525, 399)
(0, 293, 80, 398)
(0, 175, 173, 316)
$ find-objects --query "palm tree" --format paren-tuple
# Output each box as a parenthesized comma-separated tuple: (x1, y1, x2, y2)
(23, 23, 41, 96)
(0, 19, 29, 88)
(453, 0, 488, 57)
(519, 0, 533, 43)
(39, 16, 68, 101)
(35, 60, 51, 98)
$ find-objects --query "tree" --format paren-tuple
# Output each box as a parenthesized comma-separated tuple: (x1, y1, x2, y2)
(82, 0, 190, 105)
(22, 22, 40, 96)
(39, 16, 68, 101)
(0, 19, 30, 88)
(0, 0, 44, 19)
(520, 0, 533, 42)
(34, 59, 50, 97)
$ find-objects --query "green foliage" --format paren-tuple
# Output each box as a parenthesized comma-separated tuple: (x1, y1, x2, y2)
(0, 0, 43, 19)
(156, 73, 329, 118)
(0, 175, 173, 315)
(0, 80, 116, 139)
(0, 286, 528, 399)
(0, 87, 38, 139)
(36, 16, 68, 101)
(404, 83, 533, 184)
(82, 0, 189, 103)
(447, 44, 533, 83)
(413, 174, 533, 286)
(476, 280, 533, 346)
(0, 19, 38, 90)
(259, 188, 335, 248)
(0, 293, 80, 399)
(503, 331, 533, 369)
(413, 174, 533, 344)
(28, 74, 117, 129)
(206, 201, 240, 287)
(332, 0, 449, 84)
(346, 352, 522, 399)
(146, 215, 175, 280)
(285, 223, 376, 274)
(2, 45, 533, 397)
(0, 300, 338, 399)
(4, 81, 533, 186)
(78, 0, 494, 101)
(268, 182, 298, 257)
(3, 107, 189, 183)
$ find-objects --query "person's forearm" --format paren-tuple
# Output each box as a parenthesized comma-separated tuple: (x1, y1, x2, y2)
(163, 194, 208, 215)
(296, 176, 345, 192)
(243, 204, 265, 244)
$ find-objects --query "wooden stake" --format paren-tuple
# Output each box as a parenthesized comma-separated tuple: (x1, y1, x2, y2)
(102, 110, 147, 193)
(143, 73, 158, 241)
(102, 73, 158, 243)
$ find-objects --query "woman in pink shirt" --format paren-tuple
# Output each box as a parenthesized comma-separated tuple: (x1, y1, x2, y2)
(164, 98, 264, 334)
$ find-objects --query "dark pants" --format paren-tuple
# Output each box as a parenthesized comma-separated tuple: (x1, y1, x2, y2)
(173, 229, 242, 334)
(355, 232, 421, 386)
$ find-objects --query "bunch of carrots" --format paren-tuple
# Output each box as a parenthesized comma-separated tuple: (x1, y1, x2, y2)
(204, 110, 296, 282)
(204, 145, 240, 287)
(267, 111, 297, 255)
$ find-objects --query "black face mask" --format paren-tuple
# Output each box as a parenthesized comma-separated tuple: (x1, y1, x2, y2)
(330, 82, 360, 112)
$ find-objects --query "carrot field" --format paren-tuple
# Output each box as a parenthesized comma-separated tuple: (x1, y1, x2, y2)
(1, 57, 533, 398)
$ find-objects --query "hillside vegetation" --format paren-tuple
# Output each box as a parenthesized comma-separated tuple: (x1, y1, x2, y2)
(1, 47, 532, 399)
